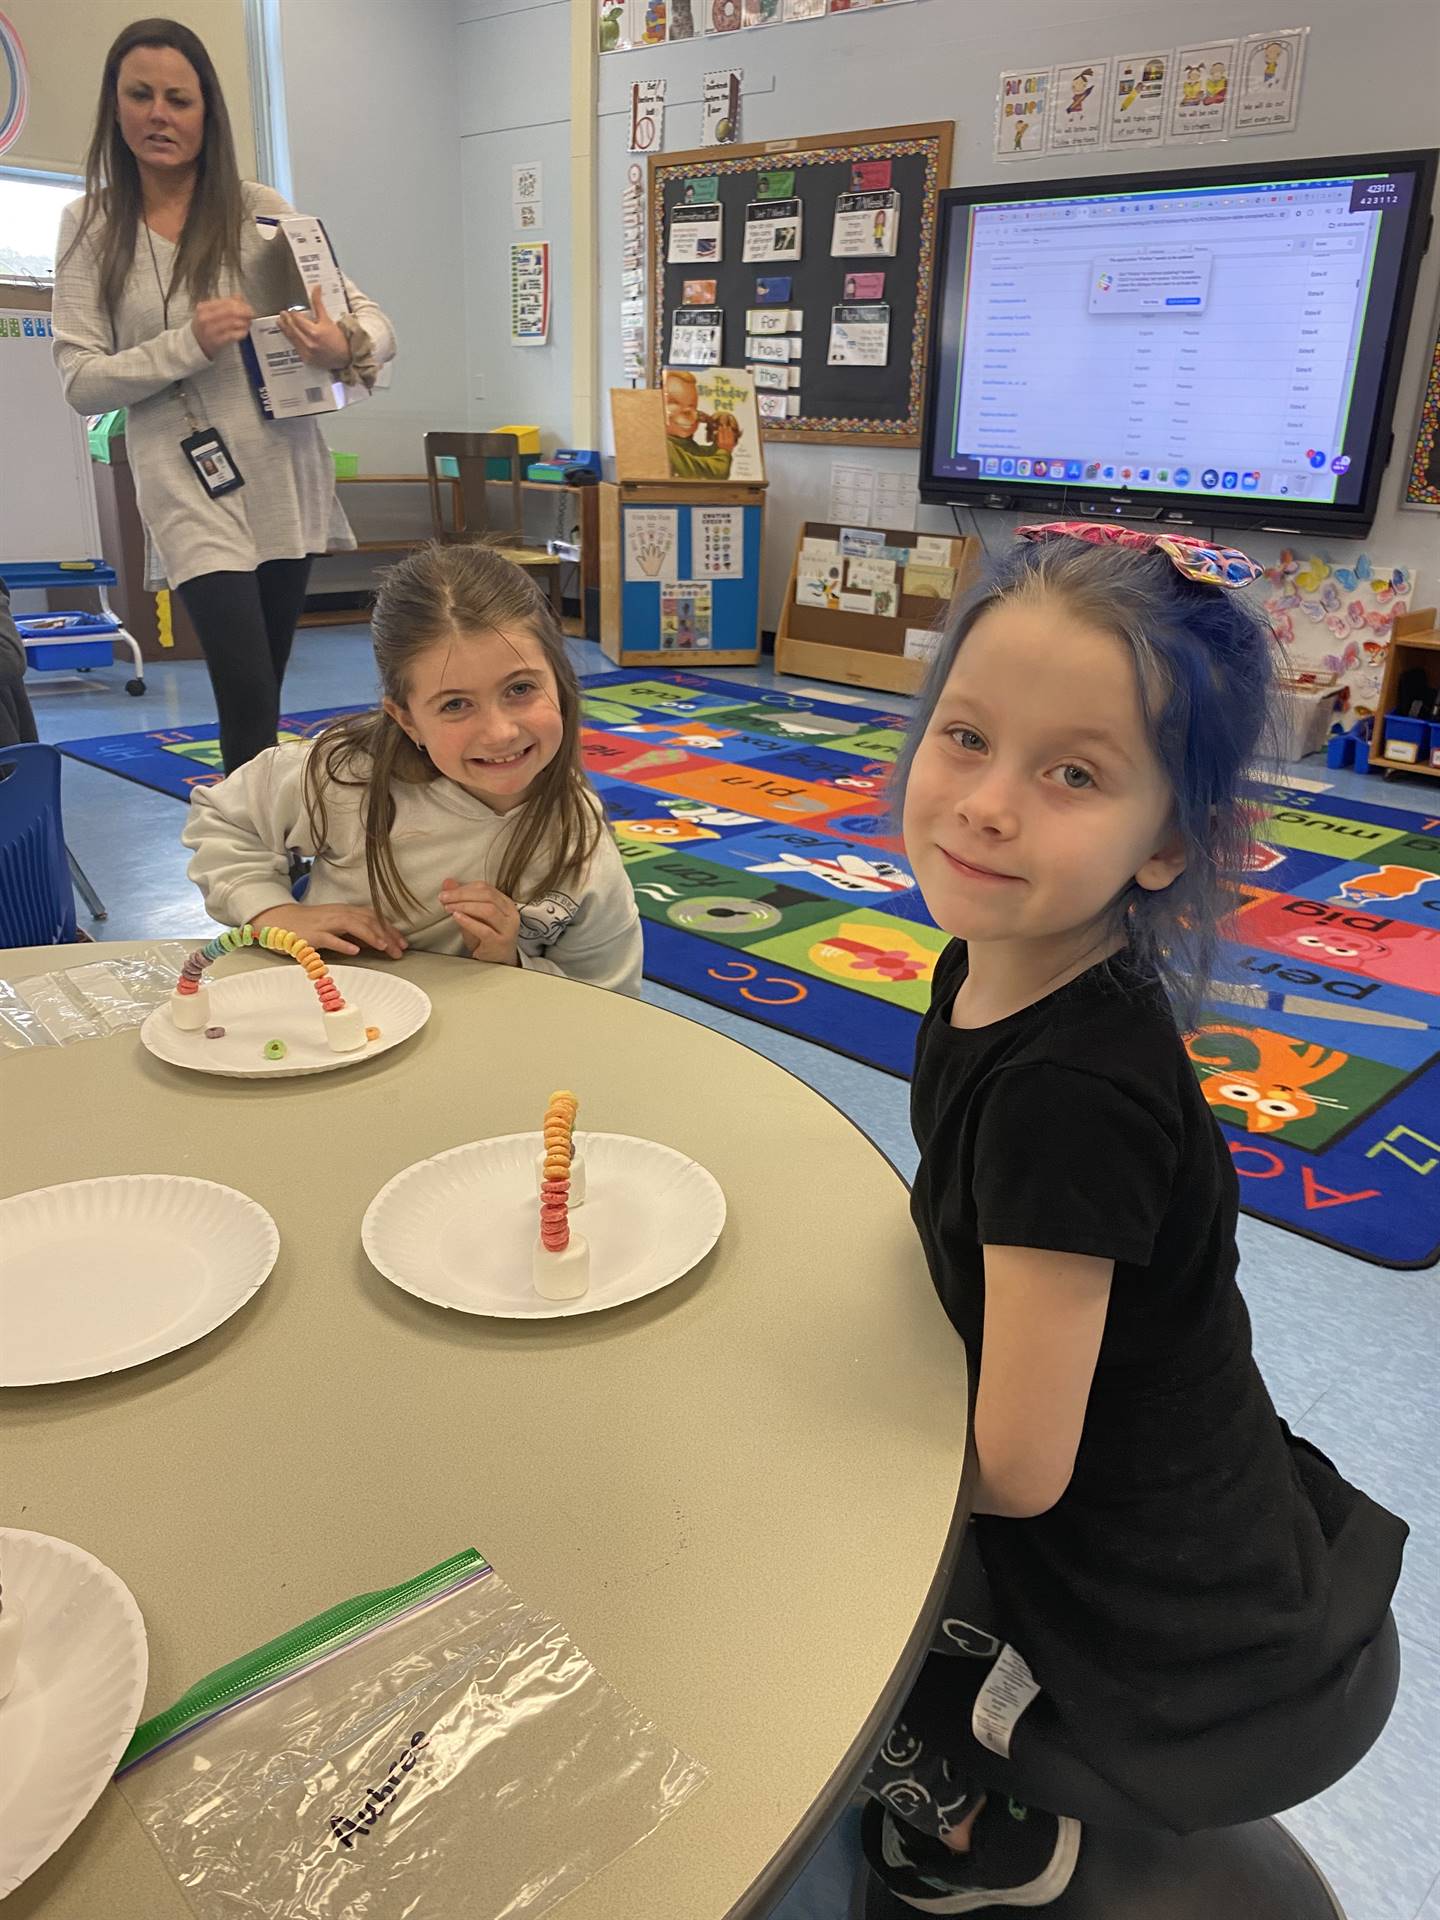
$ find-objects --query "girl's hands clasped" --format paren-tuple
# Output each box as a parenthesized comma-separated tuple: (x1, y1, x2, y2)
(440, 879, 521, 967)
(251, 903, 407, 960)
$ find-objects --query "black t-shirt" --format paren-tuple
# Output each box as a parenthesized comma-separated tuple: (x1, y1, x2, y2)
(912, 940, 1405, 1813)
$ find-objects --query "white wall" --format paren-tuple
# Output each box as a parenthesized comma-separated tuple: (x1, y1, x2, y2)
(592, 0, 1440, 625)
(276, 0, 468, 577)
(457, 0, 574, 451)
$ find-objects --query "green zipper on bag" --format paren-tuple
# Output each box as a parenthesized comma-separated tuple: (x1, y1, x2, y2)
(117, 1548, 490, 1775)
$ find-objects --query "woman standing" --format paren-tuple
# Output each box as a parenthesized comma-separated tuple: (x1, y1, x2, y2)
(53, 17, 395, 772)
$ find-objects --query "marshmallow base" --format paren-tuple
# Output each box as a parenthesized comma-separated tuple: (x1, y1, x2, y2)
(0, 1600, 24, 1702)
(533, 1231, 590, 1301)
(324, 1004, 369, 1053)
(535, 1146, 587, 1206)
(170, 985, 210, 1031)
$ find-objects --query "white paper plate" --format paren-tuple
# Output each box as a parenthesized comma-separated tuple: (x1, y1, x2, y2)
(0, 1529, 148, 1897)
(0, 1176, 280, 1387)
(139, 964, 430, 1078)
(363, 1132, 725, 1319)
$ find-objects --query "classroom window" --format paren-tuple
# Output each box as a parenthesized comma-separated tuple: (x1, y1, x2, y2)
(0, 170, 81, 281)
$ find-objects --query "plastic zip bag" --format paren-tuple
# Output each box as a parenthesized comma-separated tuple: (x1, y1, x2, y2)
(0, 943, 194, 1049)
(116, 1549, 706, 1920)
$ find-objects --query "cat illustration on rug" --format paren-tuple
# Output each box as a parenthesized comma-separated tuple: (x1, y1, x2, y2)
(1185, 1024, 1350, 1135)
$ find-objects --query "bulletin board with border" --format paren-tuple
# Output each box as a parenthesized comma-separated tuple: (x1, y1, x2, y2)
(647, 121, 954, 448)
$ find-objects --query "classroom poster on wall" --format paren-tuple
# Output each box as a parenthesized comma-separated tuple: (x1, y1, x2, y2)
(624, 507, 679, 579)
(659, 579, 714, 649)
(1166, 39, 1236, 141)
(995, 69, 1050, 158)
(668, 200, 724, 262)
(1233, 28, 1307, 134)
(830, 190, 900, 256)
(599, 0, 630, 52)
(692, 505, 746, 575)
(1106, 52, 1168, 146)
(669, 304, 724, 364)
(509, 243, 550, 345)
(632, 0, 668, 45)
(702, 69, 743, 143)
(742, 0, 780, 25)
(512, 163, 544, 230)
(709, 0, 742, 31)
(668, 0, 698, 39)
(827, 303, 890, 366)
(628, 78, 666, 152)
(1047, 57, 1109, 152)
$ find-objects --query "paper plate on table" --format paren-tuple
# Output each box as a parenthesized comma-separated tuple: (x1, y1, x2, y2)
(362, 1132, 725, 1319)
(0, 1176, 279, 1387)
(139, 964, 430, 1078)
(0, 1528, 148, 1897)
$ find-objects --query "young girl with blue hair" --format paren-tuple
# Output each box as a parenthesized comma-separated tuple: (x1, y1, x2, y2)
(862, 524, 1405, 1913)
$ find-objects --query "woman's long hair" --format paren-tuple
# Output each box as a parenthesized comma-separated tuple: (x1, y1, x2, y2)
(63, 18, 244, 318)
(303, 544, 602, 921)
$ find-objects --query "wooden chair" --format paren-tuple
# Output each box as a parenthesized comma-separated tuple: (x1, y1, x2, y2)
(422, 432, 564, 616)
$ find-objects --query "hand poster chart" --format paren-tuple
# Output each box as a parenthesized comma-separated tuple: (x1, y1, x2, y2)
(624, 508, 679, 580)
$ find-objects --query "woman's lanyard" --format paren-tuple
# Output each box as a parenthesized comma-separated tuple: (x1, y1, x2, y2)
(143, 218, 245, 498)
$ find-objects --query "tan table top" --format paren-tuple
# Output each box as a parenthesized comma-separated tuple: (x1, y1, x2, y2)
(1, 944, 969, 1919)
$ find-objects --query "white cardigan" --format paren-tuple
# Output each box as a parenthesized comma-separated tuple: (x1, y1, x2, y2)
(53, 182, 395, 589)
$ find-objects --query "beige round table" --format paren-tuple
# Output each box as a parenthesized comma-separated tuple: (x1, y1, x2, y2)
(0, 942, 970, 1920)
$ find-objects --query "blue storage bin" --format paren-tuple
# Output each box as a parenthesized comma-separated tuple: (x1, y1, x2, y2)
(1383, 713, 1430, 764)
(25, 640, 115, 672)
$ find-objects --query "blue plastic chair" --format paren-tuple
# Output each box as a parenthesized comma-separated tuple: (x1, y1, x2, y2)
(0, 744, 79, 946)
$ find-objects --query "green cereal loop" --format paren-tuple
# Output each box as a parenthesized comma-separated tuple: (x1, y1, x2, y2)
(240, 925, 255, 945)
(263, 1038, 287, 1061)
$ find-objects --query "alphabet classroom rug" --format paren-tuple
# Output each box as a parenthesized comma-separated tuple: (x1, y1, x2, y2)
(57, 706, 368, 800)
(582, 670, 1440, 1269)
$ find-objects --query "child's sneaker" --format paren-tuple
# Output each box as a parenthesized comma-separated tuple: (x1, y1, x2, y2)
(860, 1794, 1081, 1913)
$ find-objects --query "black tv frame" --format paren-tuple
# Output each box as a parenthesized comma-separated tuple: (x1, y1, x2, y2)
(918, 148, 1437, 538)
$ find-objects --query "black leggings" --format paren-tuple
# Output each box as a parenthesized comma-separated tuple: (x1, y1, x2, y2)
(177, 556, 315, 773)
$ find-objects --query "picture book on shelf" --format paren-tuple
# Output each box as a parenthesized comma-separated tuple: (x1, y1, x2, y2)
(662, 366, 764, 483)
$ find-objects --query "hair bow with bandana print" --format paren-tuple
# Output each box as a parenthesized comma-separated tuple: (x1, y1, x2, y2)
(1016, 520, 1264, 588)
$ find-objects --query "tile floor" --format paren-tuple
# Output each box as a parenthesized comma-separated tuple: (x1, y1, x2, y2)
(21, 628, 1440, 1920)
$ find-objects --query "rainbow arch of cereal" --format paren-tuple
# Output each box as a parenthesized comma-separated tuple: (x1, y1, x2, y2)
(176, 924, 347, 1016)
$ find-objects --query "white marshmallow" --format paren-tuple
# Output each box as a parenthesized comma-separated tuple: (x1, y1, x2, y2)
(533, 1231, 590, 1301)
(323, 1004, 369, 1053)
(0, 1599, 24, 1702)
(535, 1145, 587, 1206)
(170, 985, 210, 1030)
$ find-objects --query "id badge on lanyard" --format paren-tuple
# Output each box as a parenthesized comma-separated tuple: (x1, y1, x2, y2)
(180, 422, 244, 497)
